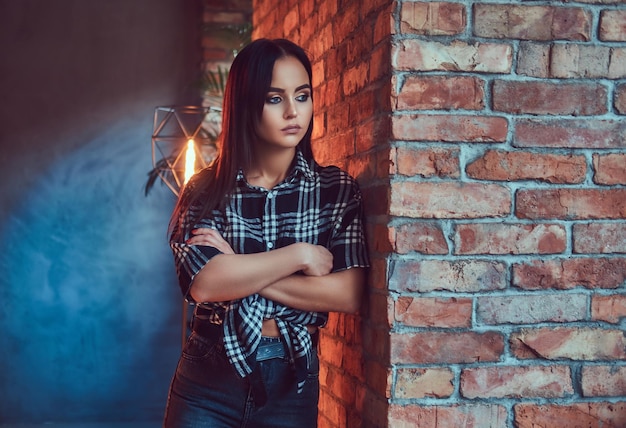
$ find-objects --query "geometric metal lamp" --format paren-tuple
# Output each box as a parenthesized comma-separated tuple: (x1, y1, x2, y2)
(149, 105, 221, 196)
(149, 105, 223, 347)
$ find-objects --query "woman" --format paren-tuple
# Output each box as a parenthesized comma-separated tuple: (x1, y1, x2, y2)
(163, 38, 369, 428)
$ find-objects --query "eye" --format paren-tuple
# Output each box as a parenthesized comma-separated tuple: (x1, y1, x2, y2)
(296, 93, 310, 102)
(266, 95, 282, 105)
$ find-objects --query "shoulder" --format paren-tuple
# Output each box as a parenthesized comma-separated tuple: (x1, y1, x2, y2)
(313, 164, 362, 201)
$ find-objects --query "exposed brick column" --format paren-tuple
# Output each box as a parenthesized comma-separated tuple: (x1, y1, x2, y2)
(387, 1, 626, 427)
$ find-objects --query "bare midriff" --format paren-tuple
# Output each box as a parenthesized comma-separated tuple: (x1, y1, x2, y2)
(262, 318, 317, 337)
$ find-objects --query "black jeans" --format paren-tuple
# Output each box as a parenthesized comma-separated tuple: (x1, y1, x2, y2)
(163, 319, 319, 428)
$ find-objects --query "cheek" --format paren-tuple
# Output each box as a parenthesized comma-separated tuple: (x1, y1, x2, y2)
(302, 103, 313, 122)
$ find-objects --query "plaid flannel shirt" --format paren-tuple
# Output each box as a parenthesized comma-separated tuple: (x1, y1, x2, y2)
(170, 150, 370, 391)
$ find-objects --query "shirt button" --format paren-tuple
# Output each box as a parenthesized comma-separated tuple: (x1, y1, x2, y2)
(267, 192, 274, 199)
(267, 242, 274, 249)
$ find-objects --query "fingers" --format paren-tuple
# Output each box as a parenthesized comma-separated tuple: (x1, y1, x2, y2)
(301, 244, 333, 276)
(186, 228, 235, 254)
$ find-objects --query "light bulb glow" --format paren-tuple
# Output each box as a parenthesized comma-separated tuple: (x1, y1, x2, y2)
(184, 139, 196, 184)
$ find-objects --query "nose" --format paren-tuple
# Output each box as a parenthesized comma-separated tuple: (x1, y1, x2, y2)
(284, 99, 297, 119)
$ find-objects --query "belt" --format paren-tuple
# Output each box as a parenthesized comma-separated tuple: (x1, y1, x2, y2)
(191, 318, 287, 362)
(256, 337, 285, 361)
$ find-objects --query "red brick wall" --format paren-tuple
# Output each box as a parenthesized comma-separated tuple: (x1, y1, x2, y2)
(251, 1, 626, 427)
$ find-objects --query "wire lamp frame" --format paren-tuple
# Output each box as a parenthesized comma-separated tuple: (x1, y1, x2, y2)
(151, 105, 221, 347)
(151, 105, 221, 197)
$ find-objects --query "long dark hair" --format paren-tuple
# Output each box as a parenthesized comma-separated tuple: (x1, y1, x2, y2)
(169, 38, 315, 239)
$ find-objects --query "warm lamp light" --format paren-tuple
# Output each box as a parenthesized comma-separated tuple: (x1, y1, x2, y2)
(184, 139, 197, 185)
(149, 105, 221, 196)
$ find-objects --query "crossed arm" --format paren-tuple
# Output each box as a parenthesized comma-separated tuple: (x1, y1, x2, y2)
(186, 228, 365, 314)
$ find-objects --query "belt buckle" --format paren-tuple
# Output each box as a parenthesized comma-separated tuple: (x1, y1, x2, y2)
(256, 341, 285, 361)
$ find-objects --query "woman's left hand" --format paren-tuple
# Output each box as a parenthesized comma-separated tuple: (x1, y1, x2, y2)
(187, 228, 235, 254)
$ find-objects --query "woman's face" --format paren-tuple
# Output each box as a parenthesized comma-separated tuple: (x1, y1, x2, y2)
(256, 56, 313, 152)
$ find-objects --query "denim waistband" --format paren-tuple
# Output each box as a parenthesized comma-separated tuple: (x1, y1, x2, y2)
(191, 318, 286, 361)
(256, 337, 285, 361)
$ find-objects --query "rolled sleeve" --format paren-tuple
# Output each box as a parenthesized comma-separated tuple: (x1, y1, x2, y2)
(170, 242, 223, 302)
(329, 180, 370, 272)
(170, 201, 225, 301)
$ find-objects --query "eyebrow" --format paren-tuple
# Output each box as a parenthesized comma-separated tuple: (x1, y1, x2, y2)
(267, 84, 311, 93)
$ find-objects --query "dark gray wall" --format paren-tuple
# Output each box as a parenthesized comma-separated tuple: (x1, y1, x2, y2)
(0, 0, 201, 424)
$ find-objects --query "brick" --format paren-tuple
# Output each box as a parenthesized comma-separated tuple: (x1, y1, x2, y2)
(395, 296, 472, 328)
(399, 2, 466, 36)
(466, 150, 586, 184)
(454, 223, 567, 255)
(600, 10, 626, 42)
(343, 62, 369, 95)
(592, 294, 626, 323)
(318, 393, 347, 428)
(573, 222, 626, 253)
(283, 7, 299, 36)
(608, 46, 626, 79)
(389, 259, 507, 293)
(550, 44, 626, 79)
(309, 23, 334, 61)
(393, 39, 512, 73)
(318, 75, 341, 108)
(320, 334, 345, 369)
(615, 83, 626, 114)
(515, 118, 626, 149)
(390, 404, 508, 428)
(393, 221, 449, 255)
(369, 43, 391, 83)
(461, 366, 573, 399)
(510, 327, 626, 360)
(593, 153, 626, 185)
(348, 88, 379, 126)
(391, 182, 511, 218)
(396, 76, 484, 110)
(332, 364, 360, 403)
(391, 331, 504, 364)
(394, 368, 454, 399)
(325, 102, 350, 138)
(392, 114, 508, 143)
(516, 188, 626, 220)
(515, 402, 626, 428)
(316, 0, 338, 29)
(517, 42, 550, 78)
(492, 80, 607, 115)
(354, 115, 390, 154)
(473, 4, 591, 41)
(395, 147, 460, 179)
(582, 365, 626, 397)
(513, 257, 626, 290)
(477, 293, 587, 325)
(378, 3, 396, 40)
(346, 24, 373, 68)
(346, 149, 388, 183)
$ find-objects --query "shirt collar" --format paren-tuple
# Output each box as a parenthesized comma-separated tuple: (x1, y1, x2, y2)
(235, 149, 315, 184)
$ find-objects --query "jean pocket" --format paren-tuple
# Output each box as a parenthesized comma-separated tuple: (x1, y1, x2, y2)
(181, 332, 223, 362)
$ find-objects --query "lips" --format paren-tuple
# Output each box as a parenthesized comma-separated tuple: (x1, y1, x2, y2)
(281, 125, 301, 134)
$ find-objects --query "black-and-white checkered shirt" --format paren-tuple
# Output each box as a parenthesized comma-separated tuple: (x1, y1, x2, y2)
(170, 150, 370, 390)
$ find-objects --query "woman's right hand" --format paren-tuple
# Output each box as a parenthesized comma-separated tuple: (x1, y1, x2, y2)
(295, 243, 333, 277)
